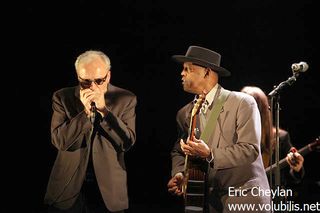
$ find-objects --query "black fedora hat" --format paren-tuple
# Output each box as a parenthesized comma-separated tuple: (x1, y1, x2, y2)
(172, 46, 231, 77)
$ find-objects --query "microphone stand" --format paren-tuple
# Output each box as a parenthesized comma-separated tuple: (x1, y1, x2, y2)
(268, 74, 298, 97)
(268, 71, 300, 204)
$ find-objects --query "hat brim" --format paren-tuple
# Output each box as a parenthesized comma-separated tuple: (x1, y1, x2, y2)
(172, 55, 231, 77)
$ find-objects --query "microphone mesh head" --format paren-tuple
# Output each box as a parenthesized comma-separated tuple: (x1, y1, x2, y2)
(291, 61, 308, 72)
(301, 62, 309, 72)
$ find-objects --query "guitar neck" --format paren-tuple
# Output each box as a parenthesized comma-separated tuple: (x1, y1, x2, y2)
(265, 144, 312, 175)
(298, 144, 313, 156)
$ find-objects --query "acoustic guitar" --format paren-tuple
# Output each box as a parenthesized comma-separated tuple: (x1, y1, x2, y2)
(182, 94, 208, 213)
(265, 136, 320, 175)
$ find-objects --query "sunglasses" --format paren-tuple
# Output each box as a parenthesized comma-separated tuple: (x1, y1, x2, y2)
(78, 73, 108, 88)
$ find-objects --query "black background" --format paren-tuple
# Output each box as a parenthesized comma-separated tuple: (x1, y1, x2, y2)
(5, 0, 319, 212)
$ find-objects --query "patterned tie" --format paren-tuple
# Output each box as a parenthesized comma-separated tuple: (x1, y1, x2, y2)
(199, 100, 209, 132)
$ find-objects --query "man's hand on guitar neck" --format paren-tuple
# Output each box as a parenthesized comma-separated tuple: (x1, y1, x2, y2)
(286, 147, 304, 173)
(180, 137, 211, 159)
(167, 172, 184, 196)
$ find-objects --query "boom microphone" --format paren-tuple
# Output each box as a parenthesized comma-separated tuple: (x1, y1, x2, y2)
(291, 61, 309, 73)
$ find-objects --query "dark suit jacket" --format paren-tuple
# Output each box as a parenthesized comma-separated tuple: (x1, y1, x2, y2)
(171, 86, 271, 212)
(44, 84, 137, 211)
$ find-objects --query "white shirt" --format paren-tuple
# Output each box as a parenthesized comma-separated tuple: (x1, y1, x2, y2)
(200, 84, 218, 115)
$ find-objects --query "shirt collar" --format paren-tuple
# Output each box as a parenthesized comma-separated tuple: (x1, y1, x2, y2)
(192, 84, 218, 114)
(205, 84, 218, 107)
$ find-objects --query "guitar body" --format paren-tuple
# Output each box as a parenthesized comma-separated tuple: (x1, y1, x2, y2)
(182, 94, 208, 213)
(184, 157, 207, 213)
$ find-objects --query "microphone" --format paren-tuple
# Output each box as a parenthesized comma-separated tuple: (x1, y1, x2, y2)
(90, 102, 96, 124)
(291, 61, 309, 73)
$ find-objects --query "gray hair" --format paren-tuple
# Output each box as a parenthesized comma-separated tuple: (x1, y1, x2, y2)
(75, 50, 111, 72)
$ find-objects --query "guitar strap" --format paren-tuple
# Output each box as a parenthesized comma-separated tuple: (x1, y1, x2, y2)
(200, 89, 231, 143)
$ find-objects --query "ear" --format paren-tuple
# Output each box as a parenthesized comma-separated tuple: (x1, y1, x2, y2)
(204, 68, 210, 78)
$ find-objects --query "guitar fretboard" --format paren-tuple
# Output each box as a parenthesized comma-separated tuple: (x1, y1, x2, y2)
(265, 138, 319, 175)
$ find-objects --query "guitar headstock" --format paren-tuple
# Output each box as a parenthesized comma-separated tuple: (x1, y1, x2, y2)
(191, 93, 206, 117)
(309, 136, 320, 152)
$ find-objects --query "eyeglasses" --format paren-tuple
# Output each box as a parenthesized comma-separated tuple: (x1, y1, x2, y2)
(78, 73, 108, 88)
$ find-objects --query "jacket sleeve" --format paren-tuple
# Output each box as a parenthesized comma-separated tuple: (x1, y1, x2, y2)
(212, 94, 261, 169)
(50, 90, 92, 151)
(100, 95, 137, 152)
(170, 110, 189, 177)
